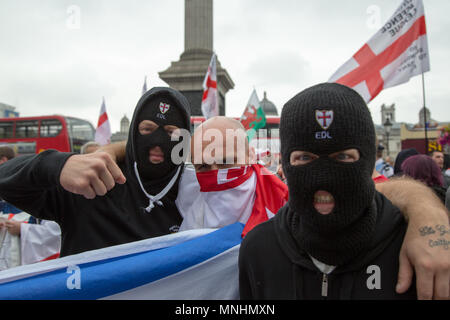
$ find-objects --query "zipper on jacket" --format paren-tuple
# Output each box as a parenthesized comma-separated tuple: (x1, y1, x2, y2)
(321, 273, 328, 297)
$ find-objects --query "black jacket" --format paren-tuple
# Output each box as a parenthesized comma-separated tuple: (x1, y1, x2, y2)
(431, 185, 447, 205)
(0, 87, 191, 257)
(239, 191, 417, 300)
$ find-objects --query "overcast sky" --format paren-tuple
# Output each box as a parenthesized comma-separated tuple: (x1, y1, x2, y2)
(0, 0, 448, 133)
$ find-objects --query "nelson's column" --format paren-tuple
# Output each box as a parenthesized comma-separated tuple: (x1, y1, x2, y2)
(159, 0, 234, 116)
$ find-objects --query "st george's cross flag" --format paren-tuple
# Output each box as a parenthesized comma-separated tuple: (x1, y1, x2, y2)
(94, 97, 112, 146)
(329, 0, 430, 103)
(201, 53, 219, 119)
(240, 164, 288, 237)
(177, 164, 288, 237)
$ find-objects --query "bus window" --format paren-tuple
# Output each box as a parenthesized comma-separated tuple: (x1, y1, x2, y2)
(0, 122, 14, 139)
(65, 117, 95, 153)
(16, 120, 39, 138)
(268, 127, 279, 139)
(255, 124, 279, 139)
(40, 119, 63, 137)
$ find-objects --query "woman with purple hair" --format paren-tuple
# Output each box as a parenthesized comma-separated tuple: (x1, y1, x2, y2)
(401, 154, 447, 204)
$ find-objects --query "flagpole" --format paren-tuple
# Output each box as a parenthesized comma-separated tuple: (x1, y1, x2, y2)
(421, 72, 429, 154)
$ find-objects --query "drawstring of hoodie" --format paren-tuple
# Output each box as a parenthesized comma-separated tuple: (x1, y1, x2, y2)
(134, 162, 181, 213)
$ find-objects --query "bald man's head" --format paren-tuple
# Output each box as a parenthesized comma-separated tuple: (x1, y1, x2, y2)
(191, 116, 250, 172)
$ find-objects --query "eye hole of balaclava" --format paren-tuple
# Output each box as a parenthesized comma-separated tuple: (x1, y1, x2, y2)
(134, 96, 187, 181)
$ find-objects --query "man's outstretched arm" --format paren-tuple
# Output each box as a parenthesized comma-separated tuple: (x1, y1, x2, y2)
(376, 176, 449, 300)
(0, 150, 73, 220)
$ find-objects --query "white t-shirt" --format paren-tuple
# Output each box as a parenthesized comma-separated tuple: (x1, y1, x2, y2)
(309, 255, 337, 274)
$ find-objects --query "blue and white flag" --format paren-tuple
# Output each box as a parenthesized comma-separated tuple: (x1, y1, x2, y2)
(0, 223, 244, 300)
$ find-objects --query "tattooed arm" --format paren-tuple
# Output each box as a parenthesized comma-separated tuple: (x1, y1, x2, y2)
(376, 175, 450, 300)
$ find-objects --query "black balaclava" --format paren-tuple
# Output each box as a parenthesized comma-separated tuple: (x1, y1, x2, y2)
(124, 87, 191, 213)
(135, 95, 187, 181)
(280, 83, 377, 266)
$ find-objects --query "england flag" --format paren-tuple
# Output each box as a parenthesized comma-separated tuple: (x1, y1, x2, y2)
(201, 53, 219, 119)
(94, 97, 112, 146)
(329, 0, 430, 102)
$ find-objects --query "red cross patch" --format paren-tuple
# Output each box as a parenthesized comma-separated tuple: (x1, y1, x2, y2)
(159, 102, 170, 114)
(315, 110, 333, 130)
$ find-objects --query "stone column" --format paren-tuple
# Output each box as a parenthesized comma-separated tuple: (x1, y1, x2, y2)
(159, 0, 234, 117)
(185, 0, 213, 53)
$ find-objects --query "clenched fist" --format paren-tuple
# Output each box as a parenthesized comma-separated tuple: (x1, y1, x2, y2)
(60, 152, 126, 199)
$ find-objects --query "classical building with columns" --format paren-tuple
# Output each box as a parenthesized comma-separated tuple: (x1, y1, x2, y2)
(111, 114, 130, 143)
(375, 103, 449, 158)
(375, 103, 401, 159)
(401, 107, 449, 154)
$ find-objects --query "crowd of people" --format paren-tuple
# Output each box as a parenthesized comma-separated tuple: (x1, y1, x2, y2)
(0, 84, 449, 300)
(0, 146, 61, 270)
(375, 146, 450, 208)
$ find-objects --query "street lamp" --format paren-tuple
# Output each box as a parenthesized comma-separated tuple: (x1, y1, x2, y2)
(384, 117, 393, 156)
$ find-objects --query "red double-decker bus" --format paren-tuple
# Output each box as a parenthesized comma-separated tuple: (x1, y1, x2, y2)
(0, 115, 96, 155)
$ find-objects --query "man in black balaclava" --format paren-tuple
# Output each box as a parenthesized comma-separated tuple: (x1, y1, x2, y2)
(280, 82, 378, 266)
(128, 88, 191, 213)
(0, 87, 191, 256)
(239, 83, 417, 299)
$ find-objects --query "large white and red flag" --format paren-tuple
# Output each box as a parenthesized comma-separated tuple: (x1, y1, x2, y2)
(329, 0, 430, 102)
(201, 53, 219, 119)
(176, 164, 288, 237)
(94, 97, 112, 145)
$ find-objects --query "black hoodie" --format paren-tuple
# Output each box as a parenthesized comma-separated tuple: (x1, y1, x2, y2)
(0, 87, 191, 257)
(239, 191, 417, 300)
